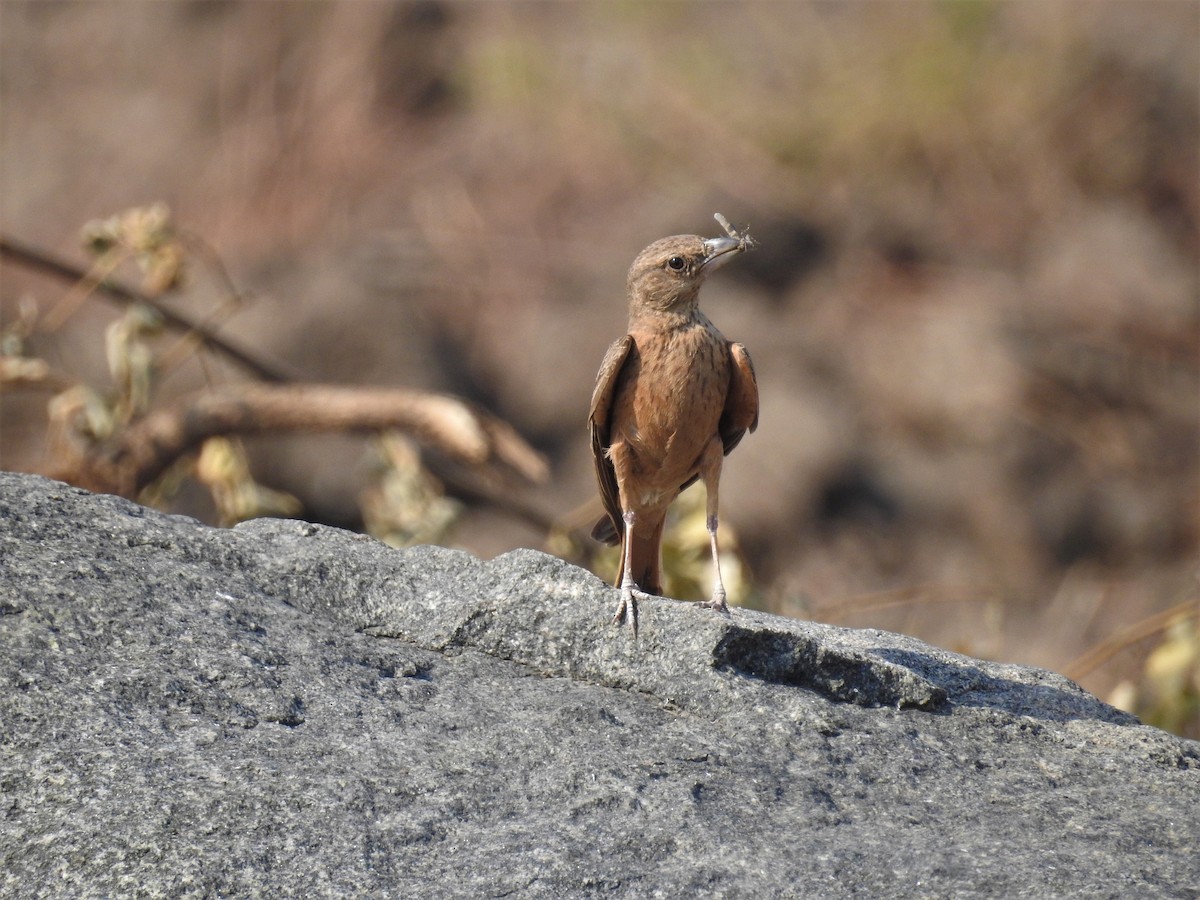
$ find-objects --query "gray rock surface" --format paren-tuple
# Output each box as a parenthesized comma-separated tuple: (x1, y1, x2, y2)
(1, 470, 1197, 898)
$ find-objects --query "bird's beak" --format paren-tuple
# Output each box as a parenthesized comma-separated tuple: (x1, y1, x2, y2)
(700, 236, 743, 275)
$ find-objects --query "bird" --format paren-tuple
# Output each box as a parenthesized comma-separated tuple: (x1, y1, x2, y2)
(589, 215, 759, 636)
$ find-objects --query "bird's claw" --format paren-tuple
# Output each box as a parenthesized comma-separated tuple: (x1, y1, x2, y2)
(612, 586, 652, 638)
(699, 592, 732, 617)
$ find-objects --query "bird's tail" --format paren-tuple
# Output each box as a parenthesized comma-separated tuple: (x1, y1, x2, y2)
(614, 513, 666, 596)
(591, 514, 620, 546)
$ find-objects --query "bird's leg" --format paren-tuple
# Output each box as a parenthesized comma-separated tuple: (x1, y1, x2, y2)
(703, 515, 730, 615)
(698, 439, 731, 615)
(612, 510, 651, 637)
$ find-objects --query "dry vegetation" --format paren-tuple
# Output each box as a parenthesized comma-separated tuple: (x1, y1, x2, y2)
(1, 1, 1196, 735)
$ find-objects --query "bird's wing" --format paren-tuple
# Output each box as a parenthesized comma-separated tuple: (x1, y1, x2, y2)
(719, 341, 760, 455)
(588, 335, 634, 545)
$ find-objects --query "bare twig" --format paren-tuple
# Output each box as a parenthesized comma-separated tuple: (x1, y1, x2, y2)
(41, 248, 127, 330)
(0, 234, 294, 383)
(1064, 598, 1199, 682)
(56, 383, 549, 498)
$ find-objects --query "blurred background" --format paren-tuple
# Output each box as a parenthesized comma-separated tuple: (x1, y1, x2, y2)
(1, 1, 1197, 733)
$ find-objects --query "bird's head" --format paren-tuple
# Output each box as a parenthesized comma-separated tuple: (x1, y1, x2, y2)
(626, 232, 747, 314)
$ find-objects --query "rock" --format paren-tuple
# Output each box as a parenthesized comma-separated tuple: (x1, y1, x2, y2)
(1, 471, 1196, 898)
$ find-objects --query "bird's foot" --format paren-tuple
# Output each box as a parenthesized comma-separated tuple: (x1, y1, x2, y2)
(612, 586, 652, 638)
(698, 590, 731, 617)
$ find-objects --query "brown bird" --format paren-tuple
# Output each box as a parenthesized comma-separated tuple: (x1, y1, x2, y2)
(589, 215, 759, 636)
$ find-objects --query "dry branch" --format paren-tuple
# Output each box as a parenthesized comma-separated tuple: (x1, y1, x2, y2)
(0, 234, 294, 383)
(58, 383, 549, 498)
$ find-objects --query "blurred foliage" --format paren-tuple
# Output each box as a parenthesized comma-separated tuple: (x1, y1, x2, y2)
(82, 202, 185, 296)
(2, 204, 479, 545)
(33, 208, 188, 467)
(196, 435, 302, 527)
(45, 203, 185, 331)
(1110, 606, 1200, 740)
(360, 431, 462, 548)
(104, 303, 163, 423)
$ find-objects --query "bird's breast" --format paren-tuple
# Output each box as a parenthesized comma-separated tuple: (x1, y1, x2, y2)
(612, 319, 730, 474)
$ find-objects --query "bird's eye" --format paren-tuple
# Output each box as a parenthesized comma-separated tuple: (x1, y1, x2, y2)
(667, 256, 686, 272)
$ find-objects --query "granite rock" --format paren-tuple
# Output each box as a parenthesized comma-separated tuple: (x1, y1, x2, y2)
(1, 471, 1197, 898)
